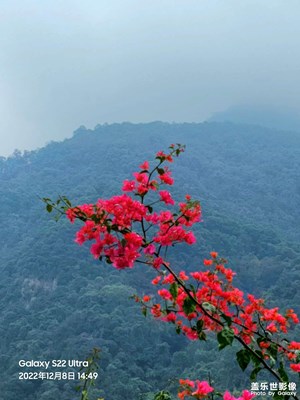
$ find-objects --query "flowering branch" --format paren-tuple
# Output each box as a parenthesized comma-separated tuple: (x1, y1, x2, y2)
(44, 144, 300, 400)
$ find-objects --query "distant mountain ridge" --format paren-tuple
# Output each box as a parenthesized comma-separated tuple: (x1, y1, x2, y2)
(208, 105, 300, 132)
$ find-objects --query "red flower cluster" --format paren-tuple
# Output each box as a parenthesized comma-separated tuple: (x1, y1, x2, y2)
(62, 144, 300, 397)
(66, 145, 200, 270)
(178, 379, 254, 400)
(149, 254, 299, 370)
(178, 379, 214, 399)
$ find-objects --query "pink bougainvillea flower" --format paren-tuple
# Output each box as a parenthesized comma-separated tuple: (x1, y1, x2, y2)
(139, 161, 149, 170)
(290, 363, 300, 372)
(191, 380, 214, 398)
(122, 179, 136, 192)
(159, 190, 175, 205)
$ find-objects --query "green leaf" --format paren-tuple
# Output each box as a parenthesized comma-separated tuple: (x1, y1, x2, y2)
(221, 312, 232, 327)
(250, 350, 263, 367)
(111, 224, 119, 231)
(196, 319, 204, 333)
(217, 327, 234, 350)
(183, 297, 196, 316)
(147, 205, 153, 213)
(198, 331, 207, 341)
(169, 282, 178, 301)
(278, 361, 289, 382)
(157, 167, 165, 175)
(142, 307, 147, 317)
(269, 355, 276, 368)
(236, 349, 251, 371)
(154, 391, 172, 400)
(187, 283, 196, 296)
(46, 204, 53, 213)
(250, 366, 262, 380)
(268, 343, 278, 360)
(176, 325, 181, 334)
(61, 196, 72, 207)
(202, 302, 216, 313)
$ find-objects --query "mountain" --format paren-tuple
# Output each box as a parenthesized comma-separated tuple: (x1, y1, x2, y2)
(0, 121, 299, 399)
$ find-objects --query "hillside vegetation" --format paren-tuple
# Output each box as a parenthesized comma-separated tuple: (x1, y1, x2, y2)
(0, 122, 299, 399)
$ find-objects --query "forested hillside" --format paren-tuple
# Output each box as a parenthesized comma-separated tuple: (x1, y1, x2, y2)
(0, 122, 299, 399)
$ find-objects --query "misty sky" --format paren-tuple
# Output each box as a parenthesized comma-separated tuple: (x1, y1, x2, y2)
(1, 0, 300, 156)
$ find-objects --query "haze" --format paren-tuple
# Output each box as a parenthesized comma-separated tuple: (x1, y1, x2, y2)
(1, 0, 300, 156)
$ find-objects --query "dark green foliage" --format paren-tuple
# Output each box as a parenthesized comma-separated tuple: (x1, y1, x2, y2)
(217, 328, 234, 350)
(278, 361, 289, 382)
(0, 122, 299, 399)
(236, 349, 251, 372)
(169, 283, 178, 301)
(182, 297, 196, 316)
(154, 391, 172, 400)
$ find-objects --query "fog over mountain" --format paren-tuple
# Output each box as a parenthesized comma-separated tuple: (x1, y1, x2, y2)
(209, 105, 300, 132)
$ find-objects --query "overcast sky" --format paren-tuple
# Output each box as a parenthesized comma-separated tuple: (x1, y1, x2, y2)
(1, 0, 300, 156)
